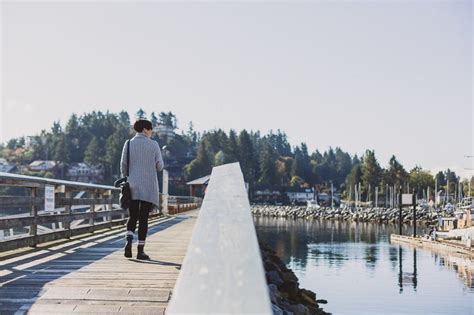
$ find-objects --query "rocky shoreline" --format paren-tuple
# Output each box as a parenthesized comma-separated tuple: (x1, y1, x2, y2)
(252, 205, 455, 226)
(260, 242, 329, 315)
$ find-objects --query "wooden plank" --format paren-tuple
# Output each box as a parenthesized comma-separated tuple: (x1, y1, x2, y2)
(0, 178, 42, 188)
(0, 209, 128, 230)
(0, 196, 43, 207)
(0, 219, 128, 252)
(167, 163, 272, 315)
(56, 197, 115, 206)
(0, 210, 198, 314)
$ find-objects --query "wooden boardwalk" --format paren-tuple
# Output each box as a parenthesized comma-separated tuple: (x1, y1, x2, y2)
(0, 210, 198, 314)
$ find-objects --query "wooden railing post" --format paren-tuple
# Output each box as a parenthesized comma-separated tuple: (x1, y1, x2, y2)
(107, 190, 113, 228)
(89, 190, 96, 227)
(30, 187, 39, 247)
(162, 169, 169, 215)
(64, 189, 72, 238)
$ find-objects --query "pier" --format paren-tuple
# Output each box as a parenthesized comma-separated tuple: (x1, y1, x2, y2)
(0, 163, 271, 314)
(391, 234, 474, 258)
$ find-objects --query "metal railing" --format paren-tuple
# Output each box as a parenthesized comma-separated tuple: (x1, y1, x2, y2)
(167, 163, 272, 314)
(0, 172, 201, 252)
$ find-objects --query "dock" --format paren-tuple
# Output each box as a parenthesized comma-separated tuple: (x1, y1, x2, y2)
(391, 234, 474, 258)
(0, 211, 197, 314)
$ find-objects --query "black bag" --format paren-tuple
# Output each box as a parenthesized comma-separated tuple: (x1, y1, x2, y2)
(114, 140, 132, 209)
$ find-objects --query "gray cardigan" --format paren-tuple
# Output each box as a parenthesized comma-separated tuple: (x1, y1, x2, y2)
(120, 133, 164, 206)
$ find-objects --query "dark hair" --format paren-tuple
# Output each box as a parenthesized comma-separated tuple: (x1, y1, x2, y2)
(133, 119, 153, 132)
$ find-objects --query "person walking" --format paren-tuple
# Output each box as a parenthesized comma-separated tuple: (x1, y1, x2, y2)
(121, 119, 164, 260)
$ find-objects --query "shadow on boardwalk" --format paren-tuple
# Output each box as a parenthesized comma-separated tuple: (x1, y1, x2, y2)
(0, 216, 187, 314)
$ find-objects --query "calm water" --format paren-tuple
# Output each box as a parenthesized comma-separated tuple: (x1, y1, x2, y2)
(254, 217, 473, 315)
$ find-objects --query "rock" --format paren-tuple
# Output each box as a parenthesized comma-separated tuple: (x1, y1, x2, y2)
(260, 241, 329, 315)
(269, 284, 280, 304)
(287, 303, 309, 315)
(281, 271, 299, 283)
(299, 289, 317, 307)
(272, 304, 284, 315)
(267, 270, 284, 287)
(279, 280, 299, 300)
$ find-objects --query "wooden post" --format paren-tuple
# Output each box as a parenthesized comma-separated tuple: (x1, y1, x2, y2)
(162, 169, 169, 215)
(64, 189, 72, 238)
(413, 189, 417, 237)
(106, 191, 113, 228)
(89, 190, 96, 227)
(399, 186, 403, 235)
(30, 187, 39, 247)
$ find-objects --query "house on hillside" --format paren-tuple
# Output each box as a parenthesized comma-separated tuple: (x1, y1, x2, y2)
(186, 175, 210, 197)
(153, 124, 175, 139)
(28, 160, 57, 172)
(0, 158, 16, 173)
(66, 163, 104, 183)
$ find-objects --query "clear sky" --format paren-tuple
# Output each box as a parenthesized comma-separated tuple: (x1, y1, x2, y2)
(1, 1, 472, 178)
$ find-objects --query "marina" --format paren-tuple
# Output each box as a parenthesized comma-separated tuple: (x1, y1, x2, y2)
(255, 216, 474, 315)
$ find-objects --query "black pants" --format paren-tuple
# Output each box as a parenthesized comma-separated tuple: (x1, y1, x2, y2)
(127, 200, 152, 241)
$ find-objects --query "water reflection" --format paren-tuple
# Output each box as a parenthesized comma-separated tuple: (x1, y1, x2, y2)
(398, 247, 418, 293)
(254, 217, 473, 315)
(254, 216, 418, 270)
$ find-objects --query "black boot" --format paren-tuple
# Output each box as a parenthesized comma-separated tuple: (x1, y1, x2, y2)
(124, 235, 133, 258)
(137, 244, 150, 260)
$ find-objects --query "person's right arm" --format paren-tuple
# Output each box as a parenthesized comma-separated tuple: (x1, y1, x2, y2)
(120, 141, 128, 177)
(155, 142, 164, 172)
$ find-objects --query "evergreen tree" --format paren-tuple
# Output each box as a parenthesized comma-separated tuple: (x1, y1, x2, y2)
(159, 112, 177, 129)
(184, 141, 212, 180)
(119, 111, 131, 126)
(409, 166, 434, 198)
(346, 164, 363, 198)
(150, 112, 159, 127)
(53, 134, 70, 163)
(383, 155, 408, 189)
(238, 130, 256, 183)
(258, 141, 277, 186)
(435, 171, 446, 186)
(214, 150, 226, 166)
(136, 108, 147, 120)
(361, 150, 382, 195)
(226, 130, 239, 163)
(84, 137, 102, 165)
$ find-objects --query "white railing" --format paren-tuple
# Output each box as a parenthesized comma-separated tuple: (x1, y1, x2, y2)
(167, 163, 272, 314)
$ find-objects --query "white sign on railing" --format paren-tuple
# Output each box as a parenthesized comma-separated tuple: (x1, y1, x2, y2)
(44, 185, 55, 211)
(402, 193, 413, 205)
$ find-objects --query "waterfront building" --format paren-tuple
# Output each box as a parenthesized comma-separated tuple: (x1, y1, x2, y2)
(286, 188, 315, 204)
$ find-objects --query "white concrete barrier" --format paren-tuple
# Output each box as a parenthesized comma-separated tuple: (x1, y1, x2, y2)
(167, 163, 272, 314)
